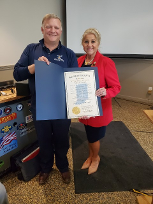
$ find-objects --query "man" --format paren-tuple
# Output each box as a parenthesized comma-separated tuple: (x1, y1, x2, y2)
(0, 182, 9, 204)
(13, 14, 78, 184)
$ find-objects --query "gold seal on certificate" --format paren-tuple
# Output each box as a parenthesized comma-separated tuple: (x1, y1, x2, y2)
(72, 106, 80, 115)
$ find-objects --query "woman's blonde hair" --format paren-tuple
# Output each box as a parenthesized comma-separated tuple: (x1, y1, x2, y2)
(81, 28, 101, 45)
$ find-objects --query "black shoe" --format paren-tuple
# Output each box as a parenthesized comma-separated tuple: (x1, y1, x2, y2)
(39, 172, 49, 185)
(61, 171, 70, 184)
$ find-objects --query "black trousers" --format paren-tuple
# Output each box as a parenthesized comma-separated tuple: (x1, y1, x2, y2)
(33, 117, 71, 173)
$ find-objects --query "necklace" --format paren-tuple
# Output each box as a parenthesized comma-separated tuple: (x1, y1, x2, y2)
(85, 58, 94, 65)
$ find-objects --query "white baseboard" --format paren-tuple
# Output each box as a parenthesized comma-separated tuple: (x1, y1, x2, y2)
(116, 94, 153, 105)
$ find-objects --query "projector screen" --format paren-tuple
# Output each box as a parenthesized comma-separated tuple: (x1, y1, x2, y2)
(66, 0, 153, 58)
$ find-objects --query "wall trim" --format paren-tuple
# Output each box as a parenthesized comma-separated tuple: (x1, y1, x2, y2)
(116, 94, 153, 105)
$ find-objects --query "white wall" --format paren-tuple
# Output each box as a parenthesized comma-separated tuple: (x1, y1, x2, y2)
(0, 0, 66, 66)
(115, 59, 153, 104)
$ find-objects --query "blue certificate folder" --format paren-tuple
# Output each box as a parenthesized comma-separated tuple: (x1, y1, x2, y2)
(35, 60, 103, 120)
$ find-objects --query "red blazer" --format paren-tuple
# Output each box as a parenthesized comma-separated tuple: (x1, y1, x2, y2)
(78, 50, 121, 127)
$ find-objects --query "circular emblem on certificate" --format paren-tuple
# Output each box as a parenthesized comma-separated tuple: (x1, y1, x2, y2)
(0, 108, 3, 116)
(4, 106, 12, 115)
(72, 107, 80, 115)
(16, 103, 23, 111)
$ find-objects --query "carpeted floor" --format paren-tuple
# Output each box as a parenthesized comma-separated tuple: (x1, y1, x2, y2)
(70, 121, 153, 194)
(1, 98, 153, 204)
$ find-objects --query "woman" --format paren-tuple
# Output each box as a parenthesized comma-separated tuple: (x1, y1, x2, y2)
(78, 28, 121, 174)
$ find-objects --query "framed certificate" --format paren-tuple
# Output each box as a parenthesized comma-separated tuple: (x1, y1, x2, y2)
(35, 61, 102, 120)
(64, 70, 100, 118)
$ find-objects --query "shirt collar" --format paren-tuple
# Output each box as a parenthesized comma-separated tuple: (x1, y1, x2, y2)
(39, 39, 61, 50)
